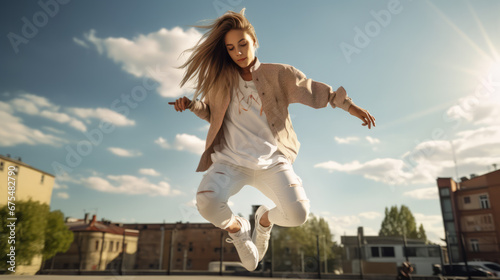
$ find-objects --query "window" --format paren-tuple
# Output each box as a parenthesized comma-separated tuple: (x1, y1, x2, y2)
(41, 174, 45, 183)
(470, 239, 479, 252)
(480, 195, 490, 209)
(109, 241, 114, 252)
(442, 198, 454, 220)
(95, 240, 99, 251)
(189, 242, 193, 252)
(116, 242, 120, 251)
(371, 246, 395, 257)
(482, 215, 493, 224)
(381, 247, 395, 257)
(177, 242, 182, 252)
(0, 161, 4, 171)
(440, 188, 450, 196)
(463, 196, 470, 204)
(428, 247, 440, 257)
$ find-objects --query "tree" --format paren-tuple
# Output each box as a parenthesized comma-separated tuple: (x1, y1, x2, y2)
(272, 214, 342, 272)
(379, 205, 427, 241)
(43, 210, 73, 260)
(0, 200, 73, 272)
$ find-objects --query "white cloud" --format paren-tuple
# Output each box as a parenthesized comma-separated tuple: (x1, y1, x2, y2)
(199, 124, 210, 131)
(403, 187, 438, 200)
(323, 214, 361, 242)
(76, 27, 201, 98)
(155, 137, 170, 149)
(155, 134, 205, 155)
(42, 126, 65, 135)
(10, 98, 40, 115)
(73, 37, 89, 48)
(5, 93, 87, 132)
(414, 213, 445, 244)
(69, 107, 135, 127)
(40, 110, 87, 132)
(0, 103, 66, 147)
(53, 182, 69, 189)
(108, 147, 142, 157)
(358, 211, 382, 220)
(366, 136, 380, 144)
(56, 192, 70, 199)
(139, 168, 160, 176)
(316, 124, 500, 185)
(85, 175, 182, 197)
(334, 136, 359, 144)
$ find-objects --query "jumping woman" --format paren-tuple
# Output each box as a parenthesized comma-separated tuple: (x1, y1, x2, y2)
(169, 8, 375, 271)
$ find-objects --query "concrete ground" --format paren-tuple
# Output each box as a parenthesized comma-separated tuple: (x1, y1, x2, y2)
(2, 277, 276, 280)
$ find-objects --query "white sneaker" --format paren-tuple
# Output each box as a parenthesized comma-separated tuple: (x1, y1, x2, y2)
(252, 205, 273, 261)
(226, 216, 258, 271)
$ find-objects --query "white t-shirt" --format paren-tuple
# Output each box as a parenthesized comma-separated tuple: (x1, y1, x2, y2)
(211, 74, 289, 169)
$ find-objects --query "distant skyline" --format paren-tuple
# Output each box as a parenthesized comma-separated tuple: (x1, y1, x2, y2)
(1, 0, 500, 244)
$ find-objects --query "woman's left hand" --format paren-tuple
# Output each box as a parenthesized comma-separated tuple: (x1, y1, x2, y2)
(348, 104, 376, 129)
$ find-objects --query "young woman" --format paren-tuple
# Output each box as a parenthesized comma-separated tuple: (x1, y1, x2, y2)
(170, 8, 375, 271)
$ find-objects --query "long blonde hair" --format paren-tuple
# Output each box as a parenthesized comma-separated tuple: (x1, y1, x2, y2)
(177, 8, 259, 103)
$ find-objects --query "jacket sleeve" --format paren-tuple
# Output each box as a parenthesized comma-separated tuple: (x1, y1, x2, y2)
(285, 66, 353, 111)
(188, 98, 211, 122)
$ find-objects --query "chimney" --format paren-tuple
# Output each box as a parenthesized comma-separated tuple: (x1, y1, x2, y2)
(357, 226, 365, 244)
(90, 215, 97, 226)
(84, 213, 89, 224)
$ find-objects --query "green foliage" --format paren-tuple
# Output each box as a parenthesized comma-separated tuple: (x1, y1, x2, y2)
(0, 199, 48, 267)
(43, 210, 73, 260)
(378, 205, 427, 241)
(272, 214, 342, 272)
(0, 200, 73, 271)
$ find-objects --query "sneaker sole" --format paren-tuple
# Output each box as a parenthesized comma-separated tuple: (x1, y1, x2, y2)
(252, 205, 271, 261)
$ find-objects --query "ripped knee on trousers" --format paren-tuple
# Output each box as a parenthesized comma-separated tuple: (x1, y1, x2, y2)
(197, 190, 215, 194)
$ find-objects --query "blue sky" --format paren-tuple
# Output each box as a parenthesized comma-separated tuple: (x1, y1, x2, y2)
(1, 0, 500, 244)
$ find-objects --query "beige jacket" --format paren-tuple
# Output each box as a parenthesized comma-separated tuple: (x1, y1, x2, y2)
(188, 57, 354, 172)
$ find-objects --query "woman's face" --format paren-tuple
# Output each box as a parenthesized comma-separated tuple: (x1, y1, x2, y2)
(224, 29, 256, 69)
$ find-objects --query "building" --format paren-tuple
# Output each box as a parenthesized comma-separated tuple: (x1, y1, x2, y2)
(121, 222, 239, 271)
(437, 169, 500, 263)
(43, 214, 139, 271)
(0, 154, 55, 206)
(341, 227, 444, 276)
(0, 154, 56, 275)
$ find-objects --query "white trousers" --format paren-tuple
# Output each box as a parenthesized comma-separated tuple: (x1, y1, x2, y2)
(196, 160, 310, 229)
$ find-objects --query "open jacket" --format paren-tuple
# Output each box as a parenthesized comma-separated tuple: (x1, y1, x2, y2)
(188, 57, 354, 172)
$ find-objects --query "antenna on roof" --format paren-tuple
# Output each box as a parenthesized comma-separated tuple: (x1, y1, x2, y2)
(449, 140, 459, 183)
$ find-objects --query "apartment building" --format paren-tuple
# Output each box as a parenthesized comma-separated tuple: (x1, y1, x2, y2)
(0, 154, 55, 275)
(437, 169, 500, 263)
(44, 214, 139, 271)
(121, 222, 239, 271)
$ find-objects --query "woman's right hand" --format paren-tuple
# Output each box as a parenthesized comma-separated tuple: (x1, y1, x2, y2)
(169, 96, 192, 112)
